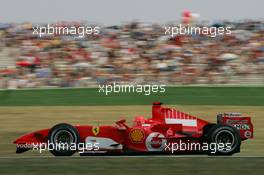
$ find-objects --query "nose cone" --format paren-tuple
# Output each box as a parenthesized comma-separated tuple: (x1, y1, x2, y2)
(14, 132, 36, 144)
(13, 129, 50, 144)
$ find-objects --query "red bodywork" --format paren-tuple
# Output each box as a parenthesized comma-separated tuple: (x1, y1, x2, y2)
(14, 102, 253, 154)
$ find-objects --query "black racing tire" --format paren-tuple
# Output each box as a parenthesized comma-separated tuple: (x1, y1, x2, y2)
(48, 123, 80, 156)
(207, 124, 241, 155)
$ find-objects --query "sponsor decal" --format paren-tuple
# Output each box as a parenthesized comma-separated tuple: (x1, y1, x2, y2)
(92, 126, 100, 136)
(145, 132, 167, 151)
(227, 119, 248, 124)
(233, 124, 250, 130)
(129, 129, 145, 143)
(165, 118, 197, 126)
(244, 131, 252, 138)
(164, 109, 197, 126)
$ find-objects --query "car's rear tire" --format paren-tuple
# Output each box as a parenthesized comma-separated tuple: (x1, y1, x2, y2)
(207, 124, 241, 155)
(48, 123, 80, 156)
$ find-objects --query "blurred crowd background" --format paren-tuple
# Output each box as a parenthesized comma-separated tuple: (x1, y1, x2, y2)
(0, 19, 263, 89)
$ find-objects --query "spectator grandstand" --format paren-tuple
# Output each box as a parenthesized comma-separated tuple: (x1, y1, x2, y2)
(0, 20, 263, 89)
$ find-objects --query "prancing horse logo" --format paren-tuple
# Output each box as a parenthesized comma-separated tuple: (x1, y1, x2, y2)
(92, 126, 100, 136)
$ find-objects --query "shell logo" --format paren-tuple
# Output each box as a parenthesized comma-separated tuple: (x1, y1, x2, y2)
(129, 129, 145, 143)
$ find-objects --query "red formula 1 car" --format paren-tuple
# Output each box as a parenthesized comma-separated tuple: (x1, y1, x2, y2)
(14, 102, 254, 156)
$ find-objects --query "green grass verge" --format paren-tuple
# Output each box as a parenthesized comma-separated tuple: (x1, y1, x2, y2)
(0, 157, 263, 175)
(0, 87, 264, 106)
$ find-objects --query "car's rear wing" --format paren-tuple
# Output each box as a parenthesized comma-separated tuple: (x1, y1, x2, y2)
(217, 113, 254, 140)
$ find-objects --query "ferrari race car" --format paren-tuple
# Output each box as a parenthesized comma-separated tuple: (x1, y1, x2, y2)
(14, 102, 253, 156)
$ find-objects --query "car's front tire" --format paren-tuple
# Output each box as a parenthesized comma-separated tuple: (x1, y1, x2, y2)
(48, 123, 80, 156)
